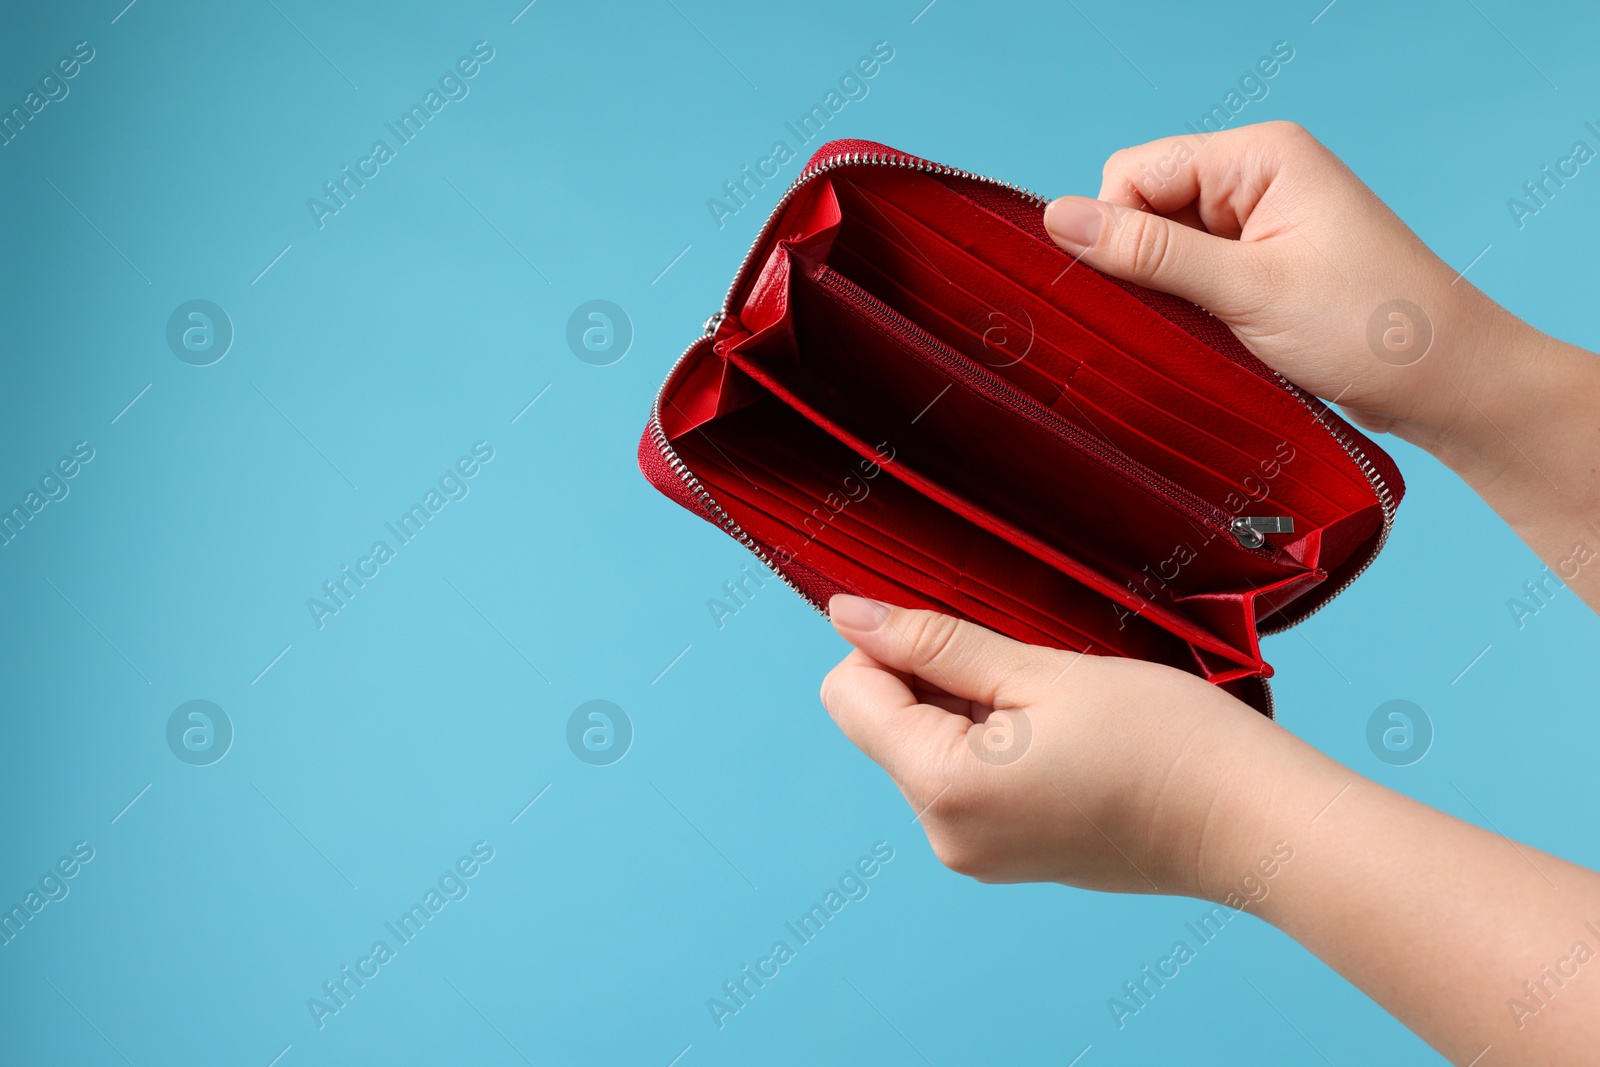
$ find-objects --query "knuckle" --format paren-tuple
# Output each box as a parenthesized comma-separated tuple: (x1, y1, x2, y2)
(907, 611, 965, 673)
(1118, 212, 1172, 281)
(919, 781, 1003, 879)
(930, 833, 994, 880)
(1101, 147, 1131, 177)
(818, 666, 844, 717)
(1265, 119, 1320, 154)
(1100, 149, 1137, 188)
(929, 834, 979, 877)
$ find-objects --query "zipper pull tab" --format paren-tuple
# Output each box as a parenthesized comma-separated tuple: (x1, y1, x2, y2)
(1231, 516, 1294, 549)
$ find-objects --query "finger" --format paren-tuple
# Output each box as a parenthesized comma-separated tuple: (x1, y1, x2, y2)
(1092, 122, 1318, 238)
(1042, 195, 1248, 313)
(1164, 200, 1209, 234)
(911, 675, 979, 719)
(820, 648, 968, 780)
(828, 595, 1048, 708)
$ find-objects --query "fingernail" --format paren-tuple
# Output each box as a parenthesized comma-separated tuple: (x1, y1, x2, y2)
(829, 594, 890, 632)
(1043, 197, 1103, 249)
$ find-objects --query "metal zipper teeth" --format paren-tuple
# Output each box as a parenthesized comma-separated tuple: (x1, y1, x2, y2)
(1258, 676, 1277, 719)
(1255, 369, 1396, 636)
(815, 264, 1259, 551)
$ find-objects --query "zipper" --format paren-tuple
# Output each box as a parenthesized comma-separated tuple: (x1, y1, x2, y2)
(647, 146, 1395, 675)
(1255, 364, 1396, 635)
(813, 264, 1285, 555)
(1253, 674, 1277, 719)
(1230, 515, 1295, 550)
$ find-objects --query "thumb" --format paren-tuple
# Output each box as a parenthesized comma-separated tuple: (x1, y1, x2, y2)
(1043, 196, 1245, 313)
(828, 595, 1047, 707)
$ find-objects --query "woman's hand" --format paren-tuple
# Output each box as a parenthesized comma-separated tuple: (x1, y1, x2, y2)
(821, 594, 1600, 1064)
(1041, 120, 1508, 445)
(818, 593, 1293, 899)
(817, 123, 1600, 1064)
(1042, 120, 1600, 614)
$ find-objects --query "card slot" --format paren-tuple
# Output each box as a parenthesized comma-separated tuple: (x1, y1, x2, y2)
(713, 430, 1153, 655)
(837, 174, 1379, 507)
(1059, 368, 1348, 525)
(828, 239, 1079, 400)
(703, 434, 972, 568)
(723, 261, 1295, 667)
(828, 230, 1083, 395)
(827, 239, 1252, 510)
(724, 341, 1241, 654)
(684, 405, 1185, 665)
(703, 459, 1126, 659)
(827, 197, 1359, 528)
(845, 186, 1260, 427)
(839, 178, 1129, 356)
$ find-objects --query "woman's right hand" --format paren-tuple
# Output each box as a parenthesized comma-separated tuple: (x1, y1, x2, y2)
(1040, 120, 1521, 450)
(1042, 121, 1600, 614)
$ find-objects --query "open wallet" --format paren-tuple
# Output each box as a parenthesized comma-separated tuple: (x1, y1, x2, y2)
(638, 139, 1403, 715)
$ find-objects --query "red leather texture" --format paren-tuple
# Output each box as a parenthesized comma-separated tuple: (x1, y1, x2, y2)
(639, 140, 1405, 713)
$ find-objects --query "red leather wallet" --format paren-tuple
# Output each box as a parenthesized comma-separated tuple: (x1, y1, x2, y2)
(639, 139, 1403, 714)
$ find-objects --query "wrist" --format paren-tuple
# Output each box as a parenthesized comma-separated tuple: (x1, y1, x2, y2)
(1393, 298, 1572, 478)
(1178, 711, 1348, 909)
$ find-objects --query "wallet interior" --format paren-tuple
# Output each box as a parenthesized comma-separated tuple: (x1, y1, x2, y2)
(656, 166, 1388, 693)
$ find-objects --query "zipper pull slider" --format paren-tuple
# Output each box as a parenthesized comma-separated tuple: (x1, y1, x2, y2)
(1231, 516, 1294, 549)
(703, 311, 727, 337)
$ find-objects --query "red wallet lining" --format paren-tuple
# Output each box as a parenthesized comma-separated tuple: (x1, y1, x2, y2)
(677, 401, 1197, 670)
(824, 231, 1358, 528)
(833, 177, 1377, 516)
(826, 238, 1346, 532)
(648, 150, 1402, 704)
(701, 450, 1140, 660)
(838, 177, 1273, 415)
(719, 258, 1314, 667)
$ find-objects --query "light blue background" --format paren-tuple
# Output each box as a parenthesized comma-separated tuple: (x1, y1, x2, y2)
(3, 1, 1597, 1063)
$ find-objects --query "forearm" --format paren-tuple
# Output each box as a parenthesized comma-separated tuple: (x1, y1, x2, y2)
(1405, 311, 1600, 612)
(1205, 727, 1600, 1064)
